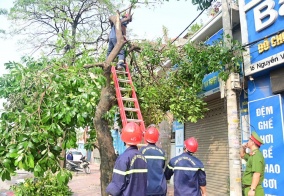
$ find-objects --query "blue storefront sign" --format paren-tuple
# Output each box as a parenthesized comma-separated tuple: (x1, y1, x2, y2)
(199, 29, 223, 97)
(248, 95, 284, 194)
(201, 71, 220, 92)
(172, 120, 184, 132)
(240, 0, 284, 75)
(205, 29, 223, 45)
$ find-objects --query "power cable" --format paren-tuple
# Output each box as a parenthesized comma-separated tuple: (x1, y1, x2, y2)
(242, 29, 284, 48)
(170, 9, 206, 45)
(160, 8, 207, 51)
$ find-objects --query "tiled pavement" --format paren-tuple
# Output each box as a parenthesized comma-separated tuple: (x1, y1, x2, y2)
(68, 163, 101, 196)
(69, 163, 174, 196)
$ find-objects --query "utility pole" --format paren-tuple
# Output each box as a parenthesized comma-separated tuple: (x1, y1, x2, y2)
(221, 0, 242, 195)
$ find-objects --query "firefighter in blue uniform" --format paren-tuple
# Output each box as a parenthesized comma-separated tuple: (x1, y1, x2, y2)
(106, 122, 147, 196)
(139, 125, 167, 196)
(165, 137, 207, 196)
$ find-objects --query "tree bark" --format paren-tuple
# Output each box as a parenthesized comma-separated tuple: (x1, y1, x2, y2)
(94, 84, 117, 195)
(93, 11, 129, 196)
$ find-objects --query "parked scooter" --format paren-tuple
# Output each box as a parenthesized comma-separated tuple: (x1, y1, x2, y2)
(66, 156, 91, 174)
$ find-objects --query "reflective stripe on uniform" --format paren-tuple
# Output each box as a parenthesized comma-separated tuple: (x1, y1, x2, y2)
(113, 168, 148, 176)
(113, 169, 126, 175)
(144, 155, 165, 160)
(167, 165, 204, 171)
(174, 167, 205, 171)
(167, 164, 174, 170)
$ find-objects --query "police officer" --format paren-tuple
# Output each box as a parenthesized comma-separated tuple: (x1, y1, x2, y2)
(106, 122, 147, 196)
(165, 137, 207, 196)
(139, 125, 167, 196)
(240, 131, 265, 196)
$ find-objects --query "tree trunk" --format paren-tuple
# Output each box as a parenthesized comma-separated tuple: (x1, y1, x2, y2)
(93, 11, 129, 196)
(94, 71, 117, 196)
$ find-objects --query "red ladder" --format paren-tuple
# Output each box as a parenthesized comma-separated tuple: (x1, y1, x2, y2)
(111, 63, 146, 133)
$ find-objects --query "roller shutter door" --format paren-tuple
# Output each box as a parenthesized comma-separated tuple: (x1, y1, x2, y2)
(185, 98, 229, 196)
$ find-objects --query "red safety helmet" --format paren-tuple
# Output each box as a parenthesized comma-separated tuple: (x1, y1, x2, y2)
(184, 137, 198, 153)
(121, 122, 142, 145)
(144, 126, 159, 143)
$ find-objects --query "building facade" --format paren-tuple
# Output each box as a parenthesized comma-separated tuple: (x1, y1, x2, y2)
(239, 0, 284, 194)
(172, 8, 242, 195)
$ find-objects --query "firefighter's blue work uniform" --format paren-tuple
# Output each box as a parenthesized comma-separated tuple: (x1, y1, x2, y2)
(164, 151, 206, 196)
(106, 146, 147, 196)
(139, 144, 167, 196)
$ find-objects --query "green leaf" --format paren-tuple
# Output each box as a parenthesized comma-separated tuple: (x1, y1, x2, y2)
(28, 154, 34, 168)
(34, 164, 42, 172)
(3, 159, 11, 168)
(28, 141, 34, 148)
(41, 149, 47, 155)
(48, 152, 54, 159)
(8, 152, 18, 158)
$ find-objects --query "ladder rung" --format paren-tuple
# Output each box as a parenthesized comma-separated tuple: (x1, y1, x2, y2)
(119, 87, 131, 92)
(124, 107, 139, 112)
(122, 97, 136, 101)
(116, 70, 128, 74)
(118, 78, 130, 83)
(127, 119, 143, 123)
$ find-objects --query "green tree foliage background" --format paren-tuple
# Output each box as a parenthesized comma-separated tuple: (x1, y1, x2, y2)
(0, 55, 104, 180)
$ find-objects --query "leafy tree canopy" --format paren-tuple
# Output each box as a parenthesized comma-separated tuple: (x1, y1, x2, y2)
(7, 0, 117, 56)
(0, 35, 243, 182)
(130, 37, 243, 124)
(0, 54, 103, 180)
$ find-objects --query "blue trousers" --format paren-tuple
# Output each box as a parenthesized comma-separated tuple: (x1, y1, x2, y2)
(107, 37, 125, 61)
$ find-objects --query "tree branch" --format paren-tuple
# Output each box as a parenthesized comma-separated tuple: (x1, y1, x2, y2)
(84, 63, 105, 69)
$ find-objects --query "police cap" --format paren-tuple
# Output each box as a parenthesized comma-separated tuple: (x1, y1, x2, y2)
(250, 131, 263, 147)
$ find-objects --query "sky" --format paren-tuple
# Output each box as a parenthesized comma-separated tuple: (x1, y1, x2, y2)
(0, 0, 209, 109)
(129, 2, 206, 40)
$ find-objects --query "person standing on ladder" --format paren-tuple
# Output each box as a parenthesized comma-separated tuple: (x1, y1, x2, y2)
(139, 125, 167, 196)
(106, 122, 147, 196)
(107, 12, 132, 71)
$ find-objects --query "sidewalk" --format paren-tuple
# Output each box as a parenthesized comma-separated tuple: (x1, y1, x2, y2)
(1, 163, 174, 196)
(68, 163, 174, 196)
(68, 163, 101, 196)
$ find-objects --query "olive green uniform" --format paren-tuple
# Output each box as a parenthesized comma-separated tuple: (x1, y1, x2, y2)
(242, 149, 265, 196)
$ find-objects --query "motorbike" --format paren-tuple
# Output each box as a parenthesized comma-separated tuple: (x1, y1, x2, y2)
(66, 156, 91, 174)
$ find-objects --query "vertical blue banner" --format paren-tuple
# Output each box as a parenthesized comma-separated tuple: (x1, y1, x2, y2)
(111, 129, 126, 155)
(248, 95, 284, 194)
(173, 121, 184, 156)
(240, 91, 250, 171)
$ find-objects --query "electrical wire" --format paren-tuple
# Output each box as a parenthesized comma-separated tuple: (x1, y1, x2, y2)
(170, 9, 206, 45)
(160, 8, 207, 51)
(242, 29, 284, 49)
